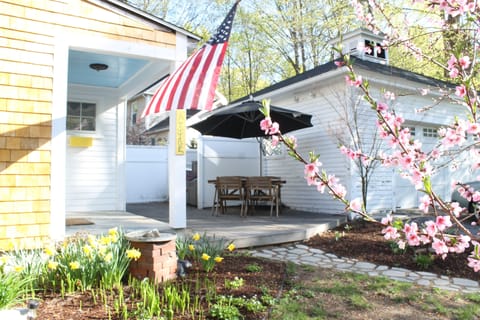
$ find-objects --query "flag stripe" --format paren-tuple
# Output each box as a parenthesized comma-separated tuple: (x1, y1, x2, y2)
(141, 1, 239, 126)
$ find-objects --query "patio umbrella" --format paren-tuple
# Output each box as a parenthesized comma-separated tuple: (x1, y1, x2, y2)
(188, 100, 313, 139)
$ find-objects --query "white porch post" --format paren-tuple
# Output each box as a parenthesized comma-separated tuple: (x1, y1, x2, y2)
(168, 110, 186, 228)
(167, 33, 188, 229)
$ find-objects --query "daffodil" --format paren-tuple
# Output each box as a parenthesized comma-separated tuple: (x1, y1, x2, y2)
(14, 265, 24, 273)
(44, 246, 56, 256)
(126, 248, 141, 261)
(201, 253, 210, 261)
(47, 260, 58, 270)
(227, 243, 236, 252)
(82, 245, 92, 257)
(69, 261, 80, 270)
(104, 252, 113, 263)
(192, 233, 201, 241)
(188, 244, 195, 251)
(108, 227, 118, 237)
(214, 256, 224, 263)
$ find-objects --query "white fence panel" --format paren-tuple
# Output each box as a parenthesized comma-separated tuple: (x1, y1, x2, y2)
(126, 146, 169, 203)
(197, 136, 261, 209)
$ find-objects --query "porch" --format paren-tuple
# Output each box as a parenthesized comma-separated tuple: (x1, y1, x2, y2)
(66, 202, 346, 249)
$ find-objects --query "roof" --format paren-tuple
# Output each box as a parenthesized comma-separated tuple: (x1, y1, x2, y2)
(245, 58, 454, 101)
(93, 0, 201, 42)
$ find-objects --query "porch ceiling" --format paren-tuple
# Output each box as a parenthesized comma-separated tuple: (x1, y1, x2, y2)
(68, 50, 150, 88)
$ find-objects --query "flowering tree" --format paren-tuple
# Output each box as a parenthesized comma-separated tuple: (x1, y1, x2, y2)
(260, 0, 480, 271)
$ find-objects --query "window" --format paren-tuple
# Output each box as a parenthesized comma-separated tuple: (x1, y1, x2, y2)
(67, 102, 96, 131)
(423, 127, 438, 138)
(364, 40, 386, 59)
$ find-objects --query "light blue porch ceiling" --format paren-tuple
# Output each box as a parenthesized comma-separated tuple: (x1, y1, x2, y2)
(68, 50, 149, 88)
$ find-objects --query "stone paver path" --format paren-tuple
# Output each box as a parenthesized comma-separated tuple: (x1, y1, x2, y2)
(251, 244, 480, 293)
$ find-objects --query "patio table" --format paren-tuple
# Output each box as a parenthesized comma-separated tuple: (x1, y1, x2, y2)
(208, 176, 285, 216)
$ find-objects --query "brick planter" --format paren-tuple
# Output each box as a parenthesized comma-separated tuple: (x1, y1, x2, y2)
(126, 230, 177, 283)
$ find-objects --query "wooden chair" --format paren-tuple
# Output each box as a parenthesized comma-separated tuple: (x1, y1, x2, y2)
(214, 176, 246, 216)
(245, 176, 279, 217)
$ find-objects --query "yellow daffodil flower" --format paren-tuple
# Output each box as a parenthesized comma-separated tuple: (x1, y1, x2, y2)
(44, 246, 56, 256)
(192, 233, 201, 241)
(14, 265, 24, 273)
(47, 260, 58, 270)
(82, 245, 92, 257)
(227, 243, 236, 252)
(214, 256, 224, 263)
(188, 244, 195, 251)
(201, 253, 210, 261)
(108, 227, 118, 237)
(104, 252, 113, 263)
(69, 261, 80, 270)
(126, 248, 141, 261)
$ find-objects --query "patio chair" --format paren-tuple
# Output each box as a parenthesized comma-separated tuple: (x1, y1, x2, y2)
(214, 176, 246, 216)
(245, 176, 279, 217)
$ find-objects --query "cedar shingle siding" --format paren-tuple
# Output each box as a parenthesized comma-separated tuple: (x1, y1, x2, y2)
(0, 0, 175, 248)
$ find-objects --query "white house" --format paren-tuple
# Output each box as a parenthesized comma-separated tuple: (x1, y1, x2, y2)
(242, 29, 471, 215)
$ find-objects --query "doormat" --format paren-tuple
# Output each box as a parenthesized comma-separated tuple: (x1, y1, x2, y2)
(66, 218, 94, 226)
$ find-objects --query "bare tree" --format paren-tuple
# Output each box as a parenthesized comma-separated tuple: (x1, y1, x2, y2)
(324, 90, 383, 209)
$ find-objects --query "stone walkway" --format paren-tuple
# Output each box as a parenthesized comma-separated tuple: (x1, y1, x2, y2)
(251, 244, 480, 293)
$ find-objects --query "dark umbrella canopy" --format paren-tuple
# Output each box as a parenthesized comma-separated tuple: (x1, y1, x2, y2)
(189, 100, 313, 139)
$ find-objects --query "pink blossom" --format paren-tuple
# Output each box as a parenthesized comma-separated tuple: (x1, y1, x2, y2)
(455, 85, 467, 98)
(419, 196, 432, 214)
(403, 222, 418, 235)
(304, 161, 320, 178)
(432, 238, 448, 257)
(424, 220, 437, 237)
(458, 56, 471, 69)
(334, 60, 345, 67)
(345, 75, 362, 87)
(381, 215, 392, 225)
(316, 181, 326, 193)
(332, 184, 347, 198)
(447, 54, 457, 69)
(376, 102, 388, 112)
(349, 198, 362, 211)
(382, 226, 399, 240)
(449, 67, 459, 78)
(407, 233, 420, 246)
(260, 118, 272, 134)
(269, 122, 280, 135)
(450, 202, 463, 217)
(468, 257, 480, 272)
(436, 215, 452, 231)
(467, 122, 480, 135)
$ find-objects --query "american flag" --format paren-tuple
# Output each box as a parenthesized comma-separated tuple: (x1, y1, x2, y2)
(141, 1, 239, 122)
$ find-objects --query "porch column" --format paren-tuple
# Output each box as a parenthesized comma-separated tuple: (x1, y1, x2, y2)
(168, 110, 186, 228)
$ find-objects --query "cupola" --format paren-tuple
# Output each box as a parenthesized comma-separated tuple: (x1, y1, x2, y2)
(329, 28, 388, 65)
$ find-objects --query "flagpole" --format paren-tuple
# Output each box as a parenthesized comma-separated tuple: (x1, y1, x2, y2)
(142, 0, 241, 229)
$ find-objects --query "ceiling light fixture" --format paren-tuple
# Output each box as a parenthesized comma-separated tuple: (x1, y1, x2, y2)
(89, 63, 108, 71)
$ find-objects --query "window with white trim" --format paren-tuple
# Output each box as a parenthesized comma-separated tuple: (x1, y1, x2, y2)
(423, 127, 438, 138)
(67, 101, 96, 131)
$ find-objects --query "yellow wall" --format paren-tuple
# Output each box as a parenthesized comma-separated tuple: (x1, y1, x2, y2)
(0, 0, 176, 249)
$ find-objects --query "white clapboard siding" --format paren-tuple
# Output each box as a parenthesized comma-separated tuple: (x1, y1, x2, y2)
(260, 63, 475, 215)
(65, 97, 120, 212)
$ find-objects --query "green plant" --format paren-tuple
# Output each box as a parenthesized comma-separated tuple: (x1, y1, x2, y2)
(334, 230, 344, 241)
(225, 277, 244, 290)
(414, 253, 435, 270)
(209, 296, 242, 320)
(388, 241, 406, 255)
(180, 232, 235, 272)
(0, 264, 35, 309)
(244, 263, 262, 273)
